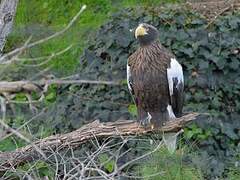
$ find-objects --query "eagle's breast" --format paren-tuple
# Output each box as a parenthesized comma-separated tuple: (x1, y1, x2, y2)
(128, 42, 174, 112)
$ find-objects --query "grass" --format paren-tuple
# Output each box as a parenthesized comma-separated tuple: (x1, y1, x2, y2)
(4, 0, 183, 76)
(137, 145, 203, 180)
(227, 167, 240, 180)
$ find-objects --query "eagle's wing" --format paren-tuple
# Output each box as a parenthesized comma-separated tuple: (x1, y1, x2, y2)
(127, 63, 134, 97)
(167, 58, 184, 118)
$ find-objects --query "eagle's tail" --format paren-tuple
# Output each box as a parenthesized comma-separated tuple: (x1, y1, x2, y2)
(150, 111, 169, 128)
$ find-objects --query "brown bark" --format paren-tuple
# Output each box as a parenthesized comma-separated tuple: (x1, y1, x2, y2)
(0, 0, 18, 55)
(0, 113, 198, 171)
(0, 80, 120, 94)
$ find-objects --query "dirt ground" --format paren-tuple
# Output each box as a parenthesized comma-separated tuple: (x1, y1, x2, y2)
(187, 0, 240, 20)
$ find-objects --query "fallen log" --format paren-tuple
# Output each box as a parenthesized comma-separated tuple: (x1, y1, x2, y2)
(0, 113, 198, 171)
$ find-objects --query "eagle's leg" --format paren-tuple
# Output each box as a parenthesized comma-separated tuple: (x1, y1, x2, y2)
(137, 107, 151, 128)
(141, 112, 152, 127)
(150, 111, 169, 128)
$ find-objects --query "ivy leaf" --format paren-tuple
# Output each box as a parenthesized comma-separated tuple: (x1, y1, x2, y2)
(184, 129, 194, 139)
(199, 60, 209, 70)
(14, 93, 27, 102)
(99, 153, 115, 173)
(229, 59, 239, 70)
(128, 104, 137, 117)
(215, 57, 226, 69)
(221, 123, 238, 140)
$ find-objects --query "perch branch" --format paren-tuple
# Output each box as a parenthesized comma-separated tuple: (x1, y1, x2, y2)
(0, 112, 198, 171)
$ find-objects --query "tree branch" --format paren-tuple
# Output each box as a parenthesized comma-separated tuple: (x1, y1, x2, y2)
(0, 4, 86, 63)
(0, 112, 198, 171)
(0, 79, 120, 94)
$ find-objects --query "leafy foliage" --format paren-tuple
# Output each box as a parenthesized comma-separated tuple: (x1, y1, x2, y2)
(3, 161, 55, 179)
(2, 2, 240, 179)
(184, 123, 212, 140)
(137, 147, 203, 180)
(0, 137, 25, 152)
(48, 7, 240, 178)
(98, 153, 115, 173)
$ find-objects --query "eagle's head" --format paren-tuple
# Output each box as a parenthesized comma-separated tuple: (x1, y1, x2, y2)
(135, 23, 159, 46)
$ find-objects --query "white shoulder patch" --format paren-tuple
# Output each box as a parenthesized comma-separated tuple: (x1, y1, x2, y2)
(167, 58, 184, 96)
(127, 64, 132, 92)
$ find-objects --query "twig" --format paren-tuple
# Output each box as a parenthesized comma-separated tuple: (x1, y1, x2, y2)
(0, 113, 198, 171)
(205, 4, 234, 28)
(0, 79, 120, 94)
(0, 119, 47, 160)
(2, 44, 73, 65)
(0, 36, 32, 77)
(0, 109, 46, 141)
(0, 5, 86, 63)
(41, 79, 120, 86)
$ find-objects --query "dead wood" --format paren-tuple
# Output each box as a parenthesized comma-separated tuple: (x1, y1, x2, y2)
(0, 112, 198, 171)
(0, 0, 18, 55)
(0, 79, 120, 94)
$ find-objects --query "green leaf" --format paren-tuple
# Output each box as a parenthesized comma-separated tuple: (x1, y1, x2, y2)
(45, 92, 56, 101)
(199, 60, 209, 69)
(14, 93, 27, 101)
(229, 59, 239, 70)
(128, 104, 137, 117)
(99, 153, 115, 173)
(184, 129, 194, 139)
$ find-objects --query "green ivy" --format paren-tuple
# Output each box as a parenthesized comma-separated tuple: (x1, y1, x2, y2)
(5, 5, 239, 179)
(62, 7, 239, 178)
(44, 84, 58, 104)
(184, 123, 212, 140)
(98, 153, 115, 173)
(137, 146, 203, 180)
(128, 104, 137, 117)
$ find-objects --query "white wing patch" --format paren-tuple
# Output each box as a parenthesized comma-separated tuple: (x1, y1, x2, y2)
(167, 104, 176, 119)
(167, 58, 184, 96)
(127, 64, 132, 93)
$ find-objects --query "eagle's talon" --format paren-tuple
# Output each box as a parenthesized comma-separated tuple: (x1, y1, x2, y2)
(140, 119, 149, 127)
(139, 113, 152, 128)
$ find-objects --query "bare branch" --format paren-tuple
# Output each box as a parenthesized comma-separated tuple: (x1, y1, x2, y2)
(0, 4, 86, 63)
(0, 79, 120, 94)
(0, 108, 46, 141)
(0, 119, 47, 160)
(0, 113, 198, 171)
(2, 44, 73, 65)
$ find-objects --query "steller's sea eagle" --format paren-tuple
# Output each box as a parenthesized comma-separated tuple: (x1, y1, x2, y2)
(127, 23, 184, 128)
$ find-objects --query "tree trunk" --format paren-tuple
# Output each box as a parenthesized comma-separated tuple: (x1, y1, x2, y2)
(0, 0, 18, 56)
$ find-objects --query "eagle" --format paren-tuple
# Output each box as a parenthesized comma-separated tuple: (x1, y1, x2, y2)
(127, 23, 184, 128)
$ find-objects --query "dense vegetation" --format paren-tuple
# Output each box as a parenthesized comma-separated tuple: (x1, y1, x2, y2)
(76, 7, 240, 179)
(0, 0, 239, 179)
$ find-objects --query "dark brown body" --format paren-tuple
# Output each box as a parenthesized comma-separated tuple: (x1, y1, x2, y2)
(128, 41, 175, 127)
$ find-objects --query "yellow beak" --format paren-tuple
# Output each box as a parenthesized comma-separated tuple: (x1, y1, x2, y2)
(135, 24, 147, 38)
